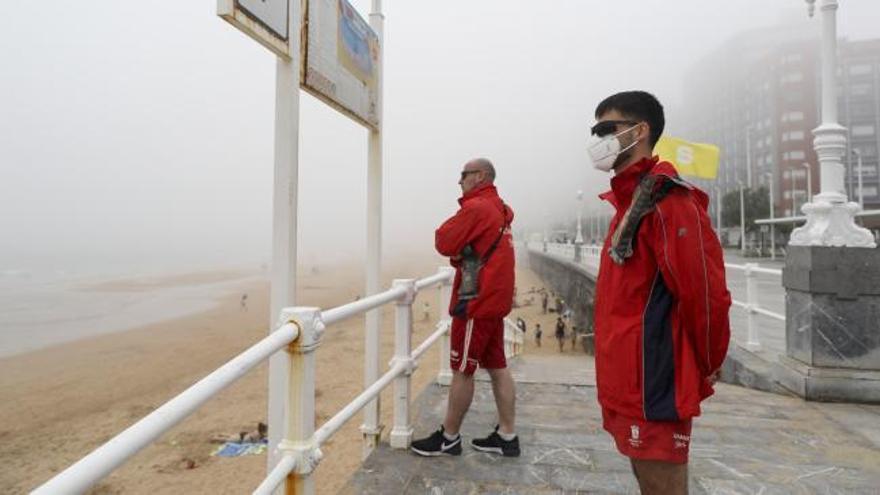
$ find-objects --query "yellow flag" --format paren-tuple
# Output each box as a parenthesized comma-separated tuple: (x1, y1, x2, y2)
(653, 136, 720, 180)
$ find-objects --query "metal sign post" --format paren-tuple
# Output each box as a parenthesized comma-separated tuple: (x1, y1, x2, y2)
(221, 0, 385, 483)
(361, 0, 385, 459)
(218, 0, 301, 483)
(266, 45, 302, 484)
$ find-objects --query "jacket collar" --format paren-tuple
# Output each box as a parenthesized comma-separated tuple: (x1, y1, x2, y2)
(599, 156, 665, 209)
(459, 183, 497, 206)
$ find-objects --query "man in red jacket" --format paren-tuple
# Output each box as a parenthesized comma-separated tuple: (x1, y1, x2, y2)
(587, 91, 731, 494)
(410, 158, 519, 458)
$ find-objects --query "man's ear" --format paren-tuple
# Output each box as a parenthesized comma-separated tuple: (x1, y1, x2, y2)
(638, 122, 650, 143)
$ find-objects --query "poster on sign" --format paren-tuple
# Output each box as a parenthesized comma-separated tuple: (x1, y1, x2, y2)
(218, 0, 290, 57)
(302, 0, 380, 129)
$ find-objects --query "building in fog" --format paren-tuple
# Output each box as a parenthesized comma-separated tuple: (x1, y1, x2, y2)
(672, 23, 880, 232)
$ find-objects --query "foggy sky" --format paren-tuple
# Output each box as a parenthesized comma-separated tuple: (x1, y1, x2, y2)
(1, 1, 878, 272)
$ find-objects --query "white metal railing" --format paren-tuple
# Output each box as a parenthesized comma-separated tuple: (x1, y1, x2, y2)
(528, 242, 784, 352)
(504, 317, 525, 357)
(722, 263, 784, 352)
(34, 265, 525, 494)
(32, 322, 301, 494)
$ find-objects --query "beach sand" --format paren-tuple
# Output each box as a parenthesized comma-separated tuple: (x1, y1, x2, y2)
(0, 255, 576, 494)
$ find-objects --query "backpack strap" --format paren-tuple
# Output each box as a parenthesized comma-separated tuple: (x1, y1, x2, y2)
(481, 204, 510, 264)
(608, 174, 690, 265)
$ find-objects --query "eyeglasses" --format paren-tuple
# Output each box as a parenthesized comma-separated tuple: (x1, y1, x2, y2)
(590, 120, 637, 137)
(460, 170, 481, 180)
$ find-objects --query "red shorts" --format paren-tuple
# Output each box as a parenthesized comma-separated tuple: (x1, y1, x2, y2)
(450, 317, 506, 375)
(602, 408, 692, 464)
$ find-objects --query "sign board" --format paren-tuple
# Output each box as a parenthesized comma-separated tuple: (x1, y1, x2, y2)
(302, 0, 380, 129)
(218, 0, 290, 57)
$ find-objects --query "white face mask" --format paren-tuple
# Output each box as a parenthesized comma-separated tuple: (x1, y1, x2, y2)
(587, 124, 640, 172)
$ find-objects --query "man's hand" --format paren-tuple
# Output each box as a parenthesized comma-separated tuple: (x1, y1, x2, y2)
(450, 255, 462, 262)
(706, 369, 721, 386)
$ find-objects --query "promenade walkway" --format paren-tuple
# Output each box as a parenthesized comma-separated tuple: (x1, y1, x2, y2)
(345, 352, 880, 494)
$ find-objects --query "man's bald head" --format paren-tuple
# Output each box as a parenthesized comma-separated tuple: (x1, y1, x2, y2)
(459, 157, 496, 194)
(465, 158, 496, 181)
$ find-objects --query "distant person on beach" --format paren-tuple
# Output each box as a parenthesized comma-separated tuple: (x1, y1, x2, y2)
(422, 301, 431, 322)
(411, 157, 520, 458)
(534, 323, 542, 347)
(555, 317, 566, 353)
(541, 292, 549, 314)
(588, 90, 731, 494)
(240, 293, 248, 312)
(571, 325, 578, 351)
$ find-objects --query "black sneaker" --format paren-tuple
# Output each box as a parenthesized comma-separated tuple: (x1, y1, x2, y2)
(471, 425, 520, 457)
(410, 426, 462, 457)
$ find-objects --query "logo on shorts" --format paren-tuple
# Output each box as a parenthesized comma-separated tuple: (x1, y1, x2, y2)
(673, 433, 690, 449)
(628, 425, 642, 448)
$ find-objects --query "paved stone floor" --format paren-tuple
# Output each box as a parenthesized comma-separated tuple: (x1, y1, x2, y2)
(343, 354, 880, 494)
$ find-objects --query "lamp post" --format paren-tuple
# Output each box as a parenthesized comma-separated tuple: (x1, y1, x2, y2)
(852, 149, 865, 209)
(791, 168, 798, 216)
(575, 190, 584, 244)
(543, 213, 548, 242)
(766, 172, 776, 260)
(746, 125, 754, 188)
(738, 180, 746, 254)
(790, 0, 875, 247)
(714, 186, 723, 237)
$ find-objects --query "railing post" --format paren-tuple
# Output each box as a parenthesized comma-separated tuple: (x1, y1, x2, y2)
(390, 279, 416, 449)
(503, 320, 520, 359)
(510, 328, 516, 356)
(744, 264, 762, 351)
(517, 323, 523, 356)
(277, 307, 324, 495)
(507, 325, 514, 357)
(437, 266, 454, 386)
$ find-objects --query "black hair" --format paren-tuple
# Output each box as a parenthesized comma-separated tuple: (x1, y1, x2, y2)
(594, 91, 665, 146)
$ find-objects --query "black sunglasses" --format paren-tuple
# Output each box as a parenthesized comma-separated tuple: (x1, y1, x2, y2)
(590, 120, 637, 137)
(460, 170, 481, 180)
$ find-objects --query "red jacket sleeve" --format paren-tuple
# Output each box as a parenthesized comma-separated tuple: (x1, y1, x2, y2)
(435, 204, 482, 257)
(649, 191, 731, 376)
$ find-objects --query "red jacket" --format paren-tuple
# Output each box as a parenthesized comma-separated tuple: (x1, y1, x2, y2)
(435, 184, 515, 319)
(594, 157, 731, 421)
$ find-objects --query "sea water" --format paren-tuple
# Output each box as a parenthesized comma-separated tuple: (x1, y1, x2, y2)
(0, 253, 263, 357)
